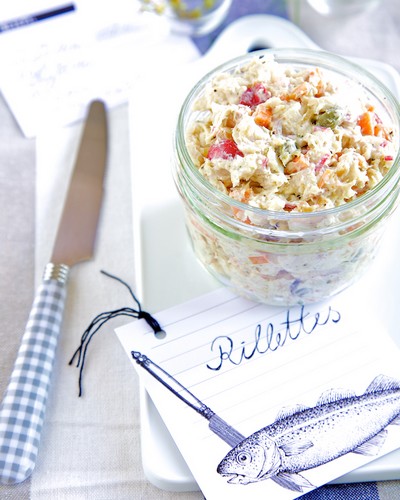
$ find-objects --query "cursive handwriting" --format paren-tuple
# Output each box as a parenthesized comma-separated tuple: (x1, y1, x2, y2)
(206, 305, 341, 371)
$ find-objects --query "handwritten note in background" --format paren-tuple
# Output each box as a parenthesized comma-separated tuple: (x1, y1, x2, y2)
(115, 287, 400, 500)
(0, 0, 199, 137)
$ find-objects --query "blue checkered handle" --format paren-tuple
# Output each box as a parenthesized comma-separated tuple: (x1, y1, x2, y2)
(0, 264, 68, 484)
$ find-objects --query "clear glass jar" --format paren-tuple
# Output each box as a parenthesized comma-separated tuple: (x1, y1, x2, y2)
(173, 49, 400, 306)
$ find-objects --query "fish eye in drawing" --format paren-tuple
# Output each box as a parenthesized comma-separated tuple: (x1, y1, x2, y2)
(236, 452, 252, 464)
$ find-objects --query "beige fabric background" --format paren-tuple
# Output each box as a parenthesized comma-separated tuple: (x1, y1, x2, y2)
(1, 1, 399, 498)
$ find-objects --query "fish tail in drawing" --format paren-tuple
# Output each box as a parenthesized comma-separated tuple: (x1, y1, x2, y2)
(217, 374, 400, 492)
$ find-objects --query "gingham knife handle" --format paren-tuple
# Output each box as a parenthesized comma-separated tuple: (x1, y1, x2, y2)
(0, 270, 67, 484)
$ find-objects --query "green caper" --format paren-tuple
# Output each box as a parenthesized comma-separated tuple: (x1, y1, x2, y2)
(316, 108, 343, 128)
(276, 138, 298, 164)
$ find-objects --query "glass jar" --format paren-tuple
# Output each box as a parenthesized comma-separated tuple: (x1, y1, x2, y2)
(173, 49, 400, 306)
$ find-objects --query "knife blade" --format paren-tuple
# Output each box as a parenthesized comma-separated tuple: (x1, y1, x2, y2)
(0, 100, 108, 485)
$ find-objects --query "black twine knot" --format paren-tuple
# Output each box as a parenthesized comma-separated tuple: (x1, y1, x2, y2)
(138, 310, 164, 335)
(69, 270, 165, 396)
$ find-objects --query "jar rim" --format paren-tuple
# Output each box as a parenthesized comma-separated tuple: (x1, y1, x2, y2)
(176, 47, 400, 223)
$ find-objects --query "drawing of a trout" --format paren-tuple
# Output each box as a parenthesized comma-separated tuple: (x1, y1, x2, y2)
(217, 374, 400, 492)
(131, 353, 400, 493)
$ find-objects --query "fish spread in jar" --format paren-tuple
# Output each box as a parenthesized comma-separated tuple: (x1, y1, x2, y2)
(186, 55, 396, 214)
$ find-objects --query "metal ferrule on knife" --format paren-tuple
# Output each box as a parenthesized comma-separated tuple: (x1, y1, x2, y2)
(43, 263, 70, 284)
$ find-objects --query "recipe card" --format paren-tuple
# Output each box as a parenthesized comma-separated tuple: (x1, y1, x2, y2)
(115, 288, 400, 499)
(0, 0, 199, 137)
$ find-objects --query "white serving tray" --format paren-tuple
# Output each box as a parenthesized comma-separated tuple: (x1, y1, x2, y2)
(130, 15, 400, 492)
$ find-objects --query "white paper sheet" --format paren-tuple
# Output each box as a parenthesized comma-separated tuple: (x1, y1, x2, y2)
(0, 0, 199, 137)
(115, 289, 400, 499)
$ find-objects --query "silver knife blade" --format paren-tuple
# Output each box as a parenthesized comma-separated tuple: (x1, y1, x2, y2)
(51, 99, 107, 266)
(0, 100, 108, 485)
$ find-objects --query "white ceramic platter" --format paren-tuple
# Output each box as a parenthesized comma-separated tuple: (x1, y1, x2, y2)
(129, 15, 400, 491)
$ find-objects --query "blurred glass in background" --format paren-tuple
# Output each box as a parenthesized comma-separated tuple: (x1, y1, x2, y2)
(306, 0, 382, 16)
(139, 0, 232, 36)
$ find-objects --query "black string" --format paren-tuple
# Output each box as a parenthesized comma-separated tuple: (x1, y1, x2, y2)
(69, 270, 164, 397)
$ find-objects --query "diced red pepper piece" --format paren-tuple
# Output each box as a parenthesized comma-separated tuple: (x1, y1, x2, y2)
(239, 83, 271, 108)
(207, 139, 244, 160)
(284, 203, 297, 212)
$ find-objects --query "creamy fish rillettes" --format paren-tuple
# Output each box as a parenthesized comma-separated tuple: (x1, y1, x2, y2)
(186, 55, 395, 214)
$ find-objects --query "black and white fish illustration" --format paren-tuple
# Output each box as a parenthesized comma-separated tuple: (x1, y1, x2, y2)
(217, 374, 400, 492)
(131, 352, 400, 494)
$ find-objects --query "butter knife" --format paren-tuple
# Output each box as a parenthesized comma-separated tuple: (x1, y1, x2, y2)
(0, 100, 108, 485)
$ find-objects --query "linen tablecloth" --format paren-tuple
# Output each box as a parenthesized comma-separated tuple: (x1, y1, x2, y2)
(1, 1, 400, 498)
